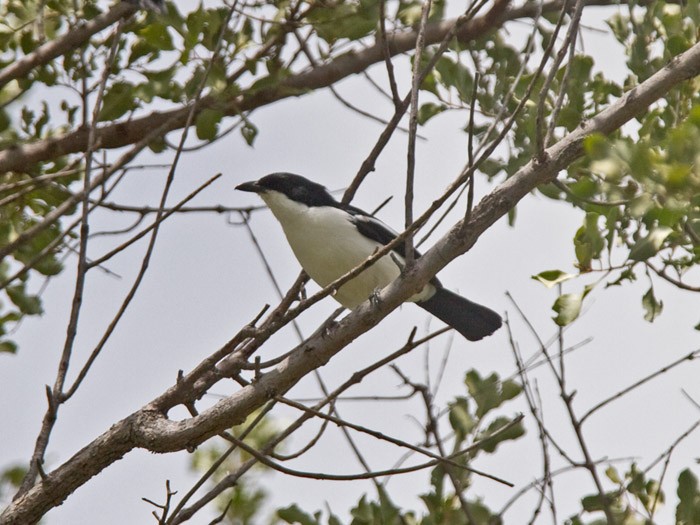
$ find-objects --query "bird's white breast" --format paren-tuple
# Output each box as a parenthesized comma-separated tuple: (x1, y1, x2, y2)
(260, 191, 432, 308)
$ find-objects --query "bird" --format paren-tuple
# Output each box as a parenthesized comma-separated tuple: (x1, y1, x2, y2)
(236, 173, 501, 341)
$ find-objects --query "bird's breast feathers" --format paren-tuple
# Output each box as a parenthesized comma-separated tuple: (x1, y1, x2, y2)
(260, 191, 432, 308)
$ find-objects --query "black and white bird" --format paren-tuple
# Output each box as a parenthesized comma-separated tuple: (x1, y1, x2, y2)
(236, 173, 501, 341)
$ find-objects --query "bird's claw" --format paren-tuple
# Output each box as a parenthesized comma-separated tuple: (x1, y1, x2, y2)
(322, 320, 338, 338)
(369, 288, 382, 306)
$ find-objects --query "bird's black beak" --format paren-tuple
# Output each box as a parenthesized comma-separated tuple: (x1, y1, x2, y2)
(236, 180, 262, 193)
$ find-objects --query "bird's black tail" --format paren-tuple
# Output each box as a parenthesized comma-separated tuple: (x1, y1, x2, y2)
(418, 288, 501, 341)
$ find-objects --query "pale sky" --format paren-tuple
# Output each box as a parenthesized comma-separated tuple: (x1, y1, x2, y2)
(1, 4, 699, 524)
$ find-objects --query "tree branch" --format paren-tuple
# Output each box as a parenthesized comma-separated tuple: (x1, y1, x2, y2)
(0, 2, 137, 90)
(0, 0, 614, 175)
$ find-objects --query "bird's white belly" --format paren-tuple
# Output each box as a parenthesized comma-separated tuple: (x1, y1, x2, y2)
(281, 208, 403, 308)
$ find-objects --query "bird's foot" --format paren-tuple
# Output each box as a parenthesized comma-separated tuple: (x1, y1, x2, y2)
(369, 288, 382, 306)
(321, 319, 339, 338)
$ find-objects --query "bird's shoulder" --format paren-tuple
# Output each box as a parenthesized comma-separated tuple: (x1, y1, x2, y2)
(344, 206, 396, 243)
(340, 204, 421, 260)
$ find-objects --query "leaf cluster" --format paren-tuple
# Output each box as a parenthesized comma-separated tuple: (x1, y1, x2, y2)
(270, 370, 523, 525)
(567, 465, 700, 525)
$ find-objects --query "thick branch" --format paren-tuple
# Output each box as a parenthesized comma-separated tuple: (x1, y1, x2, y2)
(0, 3, 136, 90)
(3, 36, 700, 525)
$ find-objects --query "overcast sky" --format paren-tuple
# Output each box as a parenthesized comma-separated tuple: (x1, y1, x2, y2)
(1, 3, 699, 524)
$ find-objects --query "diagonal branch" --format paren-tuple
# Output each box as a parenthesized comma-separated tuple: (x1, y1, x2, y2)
(0, 2, 137, 90)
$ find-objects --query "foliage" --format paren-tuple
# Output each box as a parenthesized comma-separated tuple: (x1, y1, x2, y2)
(557, 6, 700, 326)
(273, 370, 523, 525)
(676, 468, 700, 525)
(189, 409, 280, 523)
(0, 463, 26, 504)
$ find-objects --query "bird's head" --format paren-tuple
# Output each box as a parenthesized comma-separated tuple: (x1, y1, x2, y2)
(236, 173, 338, 208)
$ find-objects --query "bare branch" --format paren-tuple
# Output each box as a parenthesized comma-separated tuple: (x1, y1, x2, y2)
(404, 0, 432, 266)
(580, 349, 700, 424)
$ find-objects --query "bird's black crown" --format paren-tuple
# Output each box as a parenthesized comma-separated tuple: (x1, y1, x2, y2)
(255, 173, 338, 207)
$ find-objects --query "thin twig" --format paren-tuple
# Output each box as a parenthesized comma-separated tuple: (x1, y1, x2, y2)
(580, 349, 700, 423)
(63, 0, 239, 399)
(16, 20, 126, 496)
(535, 0, 576, 160)
(404, 0, 432, 266)
(378, 0, 401, 106)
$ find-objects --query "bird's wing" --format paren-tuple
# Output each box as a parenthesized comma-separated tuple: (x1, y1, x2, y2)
(344, 206, 443, 288)
(345, 207, 425, 260)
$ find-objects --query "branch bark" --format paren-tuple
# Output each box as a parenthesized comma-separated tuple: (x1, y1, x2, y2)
(0, 2, 137, 90)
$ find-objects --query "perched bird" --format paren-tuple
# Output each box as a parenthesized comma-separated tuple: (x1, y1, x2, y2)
(236, 173, 501, 341)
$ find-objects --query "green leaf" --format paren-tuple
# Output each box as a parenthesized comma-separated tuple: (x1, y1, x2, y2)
(448, 397, 475, 440)
(350, 495, 373, 524)
(531, 269, 575, 288)
(676, 469, 700, 524)
(667, 35, 689, 57)
(1, 464, 27, 485)
(195, 108, 224, 140)
(628, 194, 655, 218)
(0, 108, 10, 133)
(434, 55, 473, 102)
(605, 466, 621, 484)
(397, 2, 422, 25)
(464, 370, 520, 418)
(568, 175, 600, 200)
(6, 285, 43, 315)
(462, 499, 499, 524)
(479, 158, 504, 178)
(552, 286, 592, 327)
(376, 486, 401, 524)
(417, 102, 446, 125)
(128, 38, 157, 65)
(642, 287, 663, 322)
(141, 67, 181, 102)
(20, 30, 37, 54)
(581, 493, 614, 512)
(138, 23, 174, 51)
(606, 13, 630, 42)
(278, 504, 320, 525)
(241, 121, 258, 146)
(0, 340, 18, 354)
(501, 380, 522, 401)
(429, 464, 445, 498)
(34, 254, 63, 276)
(574, 212, 605, 271)
(98, 82, 139, 122)
(476, 416, 525, 453)
(307, 0, 379, 43)
(628, 226, 673, 261)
